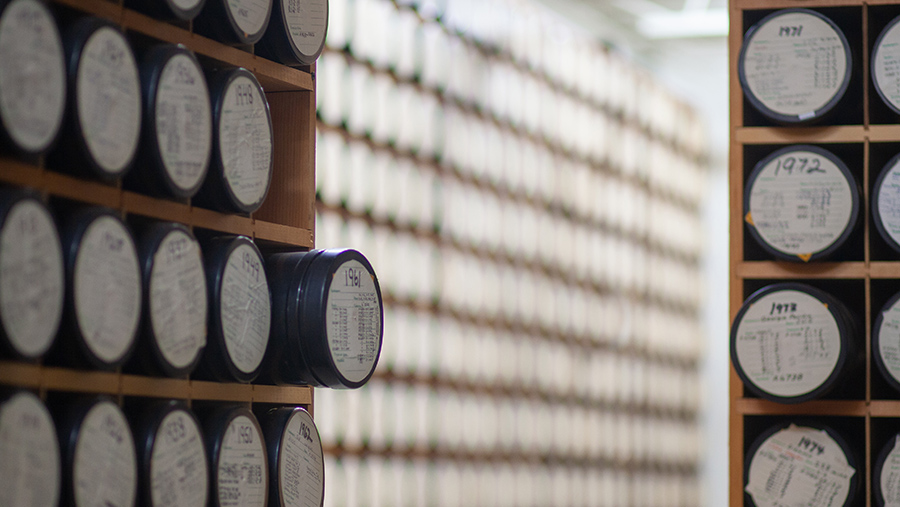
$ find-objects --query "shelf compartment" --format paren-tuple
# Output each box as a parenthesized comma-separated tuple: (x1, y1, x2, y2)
(0, 362, 313, 404)
(52, 0, 312, 93)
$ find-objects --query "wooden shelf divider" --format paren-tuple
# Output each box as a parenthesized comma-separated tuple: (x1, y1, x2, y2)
(0, 362, 313, 405)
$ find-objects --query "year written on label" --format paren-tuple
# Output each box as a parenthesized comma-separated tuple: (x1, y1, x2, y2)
(780, 25, 803, 37)
(299, 421, 314, 444)
(344, 267, 362, 288)
(241, 251, 261, 283)
(774, 157, 824, 176)
(234, 424, 253, 444)
(770, 302, 798, 315)
(234, 83, 254, 106)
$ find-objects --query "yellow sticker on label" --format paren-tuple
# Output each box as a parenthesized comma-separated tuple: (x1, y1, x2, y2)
(797, 253, 812, 262)
(745, 212, 754, 225)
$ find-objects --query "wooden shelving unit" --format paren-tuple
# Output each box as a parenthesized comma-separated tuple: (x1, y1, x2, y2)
(0, 0, 316, 410)
(729, 1, 900, 505)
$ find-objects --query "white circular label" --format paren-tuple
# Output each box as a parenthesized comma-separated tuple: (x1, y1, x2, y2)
(325, 259, 381, 383)
(878, 159, 900, 248)
(226, 0, 270, 37)
(150, 410, 208, 507)
(76, 26, 141, 175)
(746, 425, 855, 507)
(219, 243, 270, 374)
(73, 401, 137, 507)
(881, 436, 900, 506)
(0, 199, 64, 358)
(0, 0, 65, 153)
(748, 149, 854, 258)
(282, 0, 327, 57)
(73, 215, 141, 364)
(879, 298, 900, 386)
(0, 392, 60, 507)
(217, 415, 267, 507)
(171, 0, 203, 13)
(278, 410, 324, 507)
(875, 21, 900, 112)
(218, 75, 272, 208)
(742, 11, 848, 118)
(149, 229, 207, 371)
(734, 289, 842, 398)
(155, 53, 212, 193)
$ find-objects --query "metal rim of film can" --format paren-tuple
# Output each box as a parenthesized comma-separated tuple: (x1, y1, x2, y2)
(195, 68, 273, 214)
(0, 0, 66, 157)
(744, 144, 860, 262)
(730, 282, 858, 404)
(871, 151, 900, 254)
(199, 235, 271, 383)
(265, 248, 383, 389)
(0, 189, 64, 361)
(738, 8, 852, 124)
(872, 289, 900, 394)
(132, 399, 209, 507)
(57, 396, 138, 507)
(136, 222, 208, 378)
(193, 0, 272, 45)
(874, 431, 900, 507)
(744, 420, 858, 507)
(258, 406, 325, 507)
(125, 0, 206, 22)
(134, 44, 212, 199)
(0, 389, 62, 507)
(256, 0, 329, 66)
(61, 16, 142, 182)
(61, 206, 142, 370)
(201, 405, 269, 507)
(872, 15, 900, 115)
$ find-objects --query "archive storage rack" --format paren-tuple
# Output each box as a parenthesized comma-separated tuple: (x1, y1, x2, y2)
(0, 0, 317, 446)
(728, 0, 900, 506)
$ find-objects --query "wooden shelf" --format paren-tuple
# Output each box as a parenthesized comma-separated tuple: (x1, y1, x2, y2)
(0, 362, 312, 405)
(53, 0, 312, 93)
(735, 125, 867, 145)
(733, 398, 869, 417)
(0, 0, 318, 464)
(869, 262, 900, 278)
(735, 261, 868, 279)
(735, 125, 900, 145)
(0, 158, 313, 248)
(868, 401, 900, 417)
(736, 261, 900, 279)
(734, 399, 900, 418)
